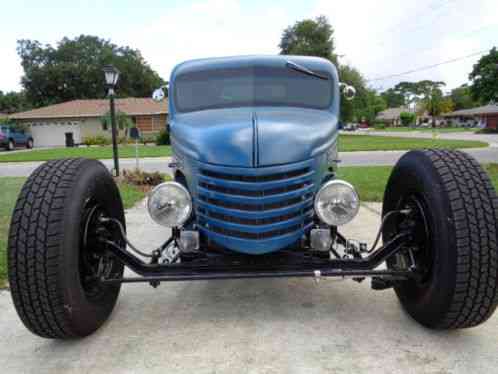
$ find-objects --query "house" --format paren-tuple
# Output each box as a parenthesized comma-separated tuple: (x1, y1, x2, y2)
(376, 107, 410, 126)
(442, 104, 498, 129)
(10, 98, 168, 147)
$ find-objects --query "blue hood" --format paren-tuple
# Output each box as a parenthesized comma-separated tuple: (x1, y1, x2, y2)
(171, 107, 338, 167)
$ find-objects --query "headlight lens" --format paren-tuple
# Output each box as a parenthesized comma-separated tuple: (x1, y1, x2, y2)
(147, 182, 192, 227)
(314, 180, 360, 226)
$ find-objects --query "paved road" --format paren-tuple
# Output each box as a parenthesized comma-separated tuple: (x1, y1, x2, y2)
(1, 201, 497, 373)
(1, 146, 497, 177)
(361, 130, 498, 147)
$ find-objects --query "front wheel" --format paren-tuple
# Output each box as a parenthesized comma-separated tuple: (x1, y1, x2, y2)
(26, 138, 33, 149)
(383, 149, 498, 329)
(7, 140, 14, 151)
(8, 158, 125, 339)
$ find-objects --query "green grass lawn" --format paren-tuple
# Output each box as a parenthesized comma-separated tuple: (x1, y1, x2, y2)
(0, 144, 172, 163)
(371, 127, 476, 133)
(338, 134, 487, 152)
(0, 177, 146, 288)
(0, 134, 488, 163)
(337, 164, 498, 202)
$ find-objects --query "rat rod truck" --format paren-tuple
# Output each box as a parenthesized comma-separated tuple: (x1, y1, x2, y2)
(7, 56, 498, 339)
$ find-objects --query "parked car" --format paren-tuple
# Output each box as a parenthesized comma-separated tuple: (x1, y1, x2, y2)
(343, 122, 358, 131)
(0, 125, 34, 150)
(7, 55, 498, 339)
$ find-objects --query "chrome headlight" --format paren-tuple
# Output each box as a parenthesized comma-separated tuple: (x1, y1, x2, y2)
(147, 182, 192, 227)
(314, 180, 360, 226)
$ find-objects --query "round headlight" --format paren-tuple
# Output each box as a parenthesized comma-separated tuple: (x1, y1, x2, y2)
(314, 180, 360, 226)
(147, 182, 192, 227)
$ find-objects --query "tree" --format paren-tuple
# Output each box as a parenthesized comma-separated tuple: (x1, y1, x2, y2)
(469, 47, 498, 103)
(450, 84, 478, 110)
(338, 65, 367, 122)
(17, 35, 165, 108)
(279, 15, 337, 63)
(418, 81, 446, 126)
(278, 16, 386, 124)
(100, 110, 134, 135)
(380, 88, 405, 108)
(439, 96, 455, 114)
(0, 90, 31, 114)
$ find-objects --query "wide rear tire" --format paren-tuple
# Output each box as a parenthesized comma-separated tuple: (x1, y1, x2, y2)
(8, 158, 125, 339)
(383, 149, 498, 329)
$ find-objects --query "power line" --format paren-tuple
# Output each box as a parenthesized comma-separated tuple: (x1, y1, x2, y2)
(368, 23, 498, 66)
(366, 49, 489, 82)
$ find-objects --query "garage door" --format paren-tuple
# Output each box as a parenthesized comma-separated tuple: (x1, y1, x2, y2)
(30, 122, 82, 147)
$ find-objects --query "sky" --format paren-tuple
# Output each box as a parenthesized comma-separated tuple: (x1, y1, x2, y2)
(1, 0, 497, 94)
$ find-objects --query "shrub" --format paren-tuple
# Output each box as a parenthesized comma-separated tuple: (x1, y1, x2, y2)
(156, 129, 170, 145)
(118, 135, 134, 145)
(141, 135, 156, 145)
(373, 121, 386, 130)
(82, 135, 111, 146)
(121, 169, 167, 187)
(399, 112, 416, 126)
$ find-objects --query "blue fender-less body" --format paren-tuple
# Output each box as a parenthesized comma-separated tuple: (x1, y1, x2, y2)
(168, 55, 340, 254)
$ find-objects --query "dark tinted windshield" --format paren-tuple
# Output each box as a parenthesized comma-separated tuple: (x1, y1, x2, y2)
(174, 66, 332, 113)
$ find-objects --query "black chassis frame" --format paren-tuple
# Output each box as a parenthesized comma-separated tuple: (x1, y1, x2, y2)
(99, 225, 420, 286)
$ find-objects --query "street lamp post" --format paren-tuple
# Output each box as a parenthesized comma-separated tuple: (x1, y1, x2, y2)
(103, 65, 120, 176)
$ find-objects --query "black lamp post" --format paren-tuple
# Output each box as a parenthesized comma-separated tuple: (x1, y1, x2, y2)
(103, 65, 120, 176)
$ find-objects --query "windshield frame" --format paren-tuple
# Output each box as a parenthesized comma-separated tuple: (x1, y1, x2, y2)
(173, 65, 334, 114)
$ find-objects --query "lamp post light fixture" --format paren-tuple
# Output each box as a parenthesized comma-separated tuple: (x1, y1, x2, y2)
(103, 65, 120, 176)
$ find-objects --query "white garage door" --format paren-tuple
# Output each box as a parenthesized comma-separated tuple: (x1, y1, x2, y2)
(30, 122, 82, 147)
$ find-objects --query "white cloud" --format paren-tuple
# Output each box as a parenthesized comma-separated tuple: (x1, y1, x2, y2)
(312, 0, 497, 90)
(1, 0, 496, 93)
(122, 0, 297, 83)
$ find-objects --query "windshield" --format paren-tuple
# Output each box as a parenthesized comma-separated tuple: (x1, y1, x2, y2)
(174, 66, 332, 113)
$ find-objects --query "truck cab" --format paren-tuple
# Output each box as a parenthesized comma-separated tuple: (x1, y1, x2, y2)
(166, 55, 341, 254)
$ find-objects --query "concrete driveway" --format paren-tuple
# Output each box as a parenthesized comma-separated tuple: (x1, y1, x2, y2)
(1, 201, 497, 374)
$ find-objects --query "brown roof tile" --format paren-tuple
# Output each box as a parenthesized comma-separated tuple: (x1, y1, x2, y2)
(10, 98, 168, 120)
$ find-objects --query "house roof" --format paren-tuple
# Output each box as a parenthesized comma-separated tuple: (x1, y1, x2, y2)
(443, 104, 498, 117)
(10, 98, 168, 120)
(376, 107, 410, 120)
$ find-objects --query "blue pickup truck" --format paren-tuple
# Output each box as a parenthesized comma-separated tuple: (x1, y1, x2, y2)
(0, 125, 34, 150)
(7, 55, 498, 339)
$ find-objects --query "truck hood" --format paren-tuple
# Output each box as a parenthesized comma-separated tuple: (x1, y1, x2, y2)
(171, 107, 338, 167)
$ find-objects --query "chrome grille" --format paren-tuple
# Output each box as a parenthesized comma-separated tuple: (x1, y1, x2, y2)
(195, 160, 315, 252)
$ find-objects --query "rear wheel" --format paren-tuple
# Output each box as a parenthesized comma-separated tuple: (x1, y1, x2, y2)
(7, 139, 14, 151)
(8, 158, 125, 339)
(26, 138, 33, 149)
(383, 149, 498, 329)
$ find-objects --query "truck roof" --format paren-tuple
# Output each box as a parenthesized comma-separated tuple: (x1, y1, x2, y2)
(170, 55, 338, 80)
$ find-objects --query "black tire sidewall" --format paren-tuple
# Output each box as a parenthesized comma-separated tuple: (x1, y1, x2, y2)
(60, 160, 125, 336)
(383, 151, 457, 327)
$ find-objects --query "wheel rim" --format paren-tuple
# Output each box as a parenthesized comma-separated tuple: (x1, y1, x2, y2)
(80, 200, 120, 299)
(393, 194, 434, 285)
